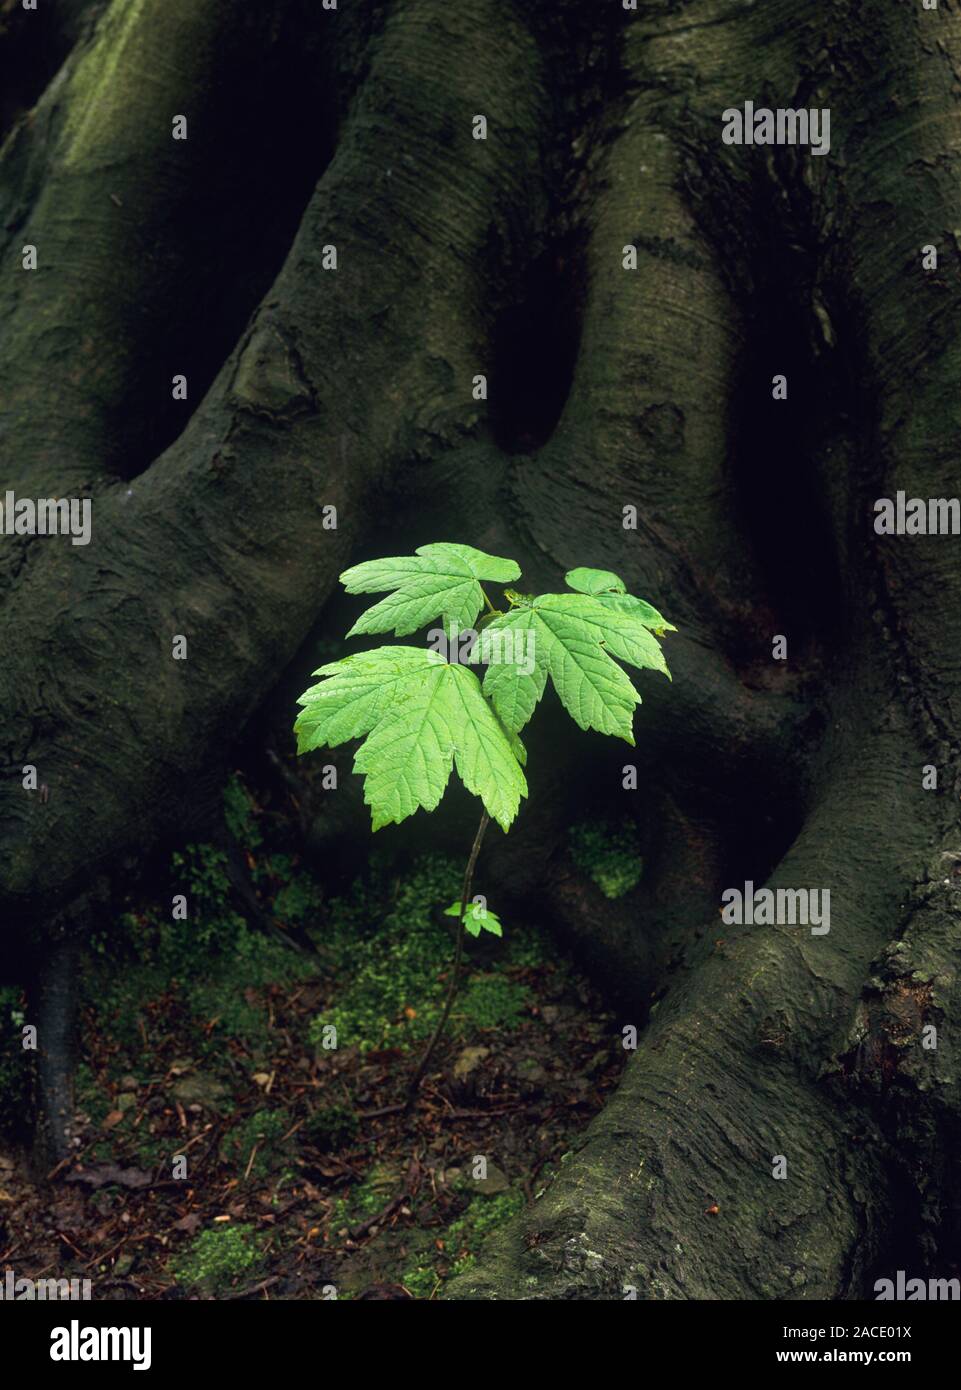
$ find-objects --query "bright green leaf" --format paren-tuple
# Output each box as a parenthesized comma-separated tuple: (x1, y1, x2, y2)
(564, 567, 627, 596)
(294, 646, 430, 753)
(444, 899, 504, 938)
(340, 543, 521, 639)
(566, 569, 675, 632)
(590, 590, 677, 635)
(297, 647, 526, 830)
(343, 659, 526, 832)
(538, 593, 671, 676)
(483, 591, 672, 743)
(481, 608, 546, 734)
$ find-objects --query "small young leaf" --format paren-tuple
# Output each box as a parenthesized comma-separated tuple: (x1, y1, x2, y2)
(444, 900, 504, 938)
(566, 569, 676, 632)
(589, 589, 677, 635)
(564, 567, 627, 596)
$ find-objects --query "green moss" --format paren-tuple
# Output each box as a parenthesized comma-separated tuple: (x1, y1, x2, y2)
(401, 1263, 441, 1299)
(308, 857, 462, 1053)
(0, 986, 29, 1139)
(569, 821, 643, 899)
(504, 923, 555, 969)
(171, 1224, 266, 1294)
(57, 811, 544, 1244)
(75, 1062, 111, 1129)
(457, 973, 530, 1030)
(304, 1103, 359, 1152)
(219, 1108, 291, 1177)
(271, 871, 323, 930)
(311, 856, 536, 1050)
(223, 773, 263, 853)
(308, 855, 535, 1054)
(401, 1190, 527, 1299)
(81, 812, 317, 1068)
(329, 1163, 400, 1228)
(447, 1190, 526, 1248)
(71, 792, 321, 1166)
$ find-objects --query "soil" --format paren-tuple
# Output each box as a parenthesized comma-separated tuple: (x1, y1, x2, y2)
(0, 816, 626, 1300)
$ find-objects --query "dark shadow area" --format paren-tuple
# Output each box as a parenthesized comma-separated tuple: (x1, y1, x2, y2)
(124, 6, 339, 478)
(726, 173, 847, 655)
(486, 234, 586, 454)
(478, 0, 632, 457)
(0, 0, 103, 140)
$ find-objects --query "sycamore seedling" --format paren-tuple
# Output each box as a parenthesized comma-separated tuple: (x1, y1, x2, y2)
(294, 543, 674, 1106)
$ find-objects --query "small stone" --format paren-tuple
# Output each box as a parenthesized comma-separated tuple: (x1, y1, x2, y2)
(513, 1057, 549, 1084)
(472, 1164, 510, 1196)
(453, 1046, 490, 1081)
(170, 1073, 229, 1108)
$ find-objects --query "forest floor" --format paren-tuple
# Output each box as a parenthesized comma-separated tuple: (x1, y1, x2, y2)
(0, 776, 631, 1299)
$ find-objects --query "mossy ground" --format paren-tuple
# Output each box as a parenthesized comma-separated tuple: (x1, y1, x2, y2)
(171, 1224, 266, 1295)
(569, 819, 644, 899)
(0, 774, 624, 1299)
(306, 853, 539, 1055)
(0, 986, 29, 1141)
